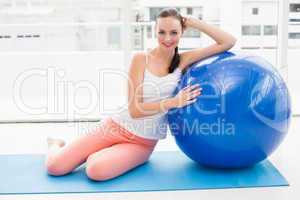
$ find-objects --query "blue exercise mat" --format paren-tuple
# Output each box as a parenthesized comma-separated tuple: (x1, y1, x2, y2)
(0, 151, 288, 195)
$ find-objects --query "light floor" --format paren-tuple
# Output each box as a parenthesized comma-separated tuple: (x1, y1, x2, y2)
(0, 117, 299, 200)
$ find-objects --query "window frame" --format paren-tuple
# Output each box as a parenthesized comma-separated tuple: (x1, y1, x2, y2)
(277, 0, 289, 70)
(252, 7, 259, 15)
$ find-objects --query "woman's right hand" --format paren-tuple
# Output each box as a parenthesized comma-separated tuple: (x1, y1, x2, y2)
(172, 84, 202, 108)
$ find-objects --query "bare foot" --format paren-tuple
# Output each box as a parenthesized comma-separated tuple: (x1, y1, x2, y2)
(47, 137, 66, 148)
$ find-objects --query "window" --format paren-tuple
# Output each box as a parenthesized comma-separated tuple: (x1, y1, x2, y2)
(290, 4, 300, 12)
(187, 7, 193, 15)
(146, 25, 152, 38)
(242, 25, 261, 36)
(264, 25, 277, 36)
(183, 29, 201, 38)
(0, 1, 123, 52)
(252, 7, 259, 15)
(0, 35, 11, 39)
(132, 26, 144, 50)
(290, 18, 300, 22)
(175, 7, 181, 13)
(149, 7, 164, 21)
(289, 33, 300, 39)
(107, 26, 121, 49)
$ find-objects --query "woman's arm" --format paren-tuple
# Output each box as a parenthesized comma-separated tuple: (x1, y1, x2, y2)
(128, 53, 201, 119)
(179, 16, 237, 70)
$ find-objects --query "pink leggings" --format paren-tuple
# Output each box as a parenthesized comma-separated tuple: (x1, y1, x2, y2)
(45, 118, 158, 181)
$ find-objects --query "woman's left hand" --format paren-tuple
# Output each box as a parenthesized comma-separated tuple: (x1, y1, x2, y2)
(182, 15, 197, 30)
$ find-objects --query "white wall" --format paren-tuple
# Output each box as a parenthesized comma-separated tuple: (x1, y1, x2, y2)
(0, 52, 128, 121)
(219, 0, 242, 50)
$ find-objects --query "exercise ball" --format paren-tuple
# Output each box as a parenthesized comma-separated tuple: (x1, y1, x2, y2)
(168, 51, 291, 168)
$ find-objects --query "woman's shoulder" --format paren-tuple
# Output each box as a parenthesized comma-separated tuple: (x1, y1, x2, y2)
(131, 51, 147, 61)
(129, 52, 147, 73)
(130, 51, 148, 67)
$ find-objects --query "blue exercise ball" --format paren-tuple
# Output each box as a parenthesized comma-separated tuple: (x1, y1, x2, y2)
(168, 51, 291, 168)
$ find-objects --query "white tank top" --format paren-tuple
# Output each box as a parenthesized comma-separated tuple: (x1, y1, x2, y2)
(111, 51, 182, 140)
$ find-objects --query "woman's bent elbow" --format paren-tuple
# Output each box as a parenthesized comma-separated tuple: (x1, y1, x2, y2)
(128, 108, 140, 119)
(229, 38, 237, 48)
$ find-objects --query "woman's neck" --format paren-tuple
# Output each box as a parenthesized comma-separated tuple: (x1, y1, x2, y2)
(153, 47, 175, 64)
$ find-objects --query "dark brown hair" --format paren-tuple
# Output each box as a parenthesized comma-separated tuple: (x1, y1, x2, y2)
(156, 8, 185, 73)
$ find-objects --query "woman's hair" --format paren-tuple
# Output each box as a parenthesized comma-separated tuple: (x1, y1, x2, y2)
(156, 8, 185, 73)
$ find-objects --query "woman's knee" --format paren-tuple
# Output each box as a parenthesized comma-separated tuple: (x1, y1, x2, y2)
(85, 157, 149, 181)
(45, 156, 71, 176)
(85, 161, 115, 181)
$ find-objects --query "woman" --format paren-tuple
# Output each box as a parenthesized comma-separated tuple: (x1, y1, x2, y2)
(45, 8, 236, 181)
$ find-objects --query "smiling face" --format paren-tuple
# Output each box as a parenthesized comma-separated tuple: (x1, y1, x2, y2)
(155, 16, 183, 51)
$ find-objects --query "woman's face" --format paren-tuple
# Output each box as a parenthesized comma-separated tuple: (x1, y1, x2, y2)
(155, 17, 183, 51)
